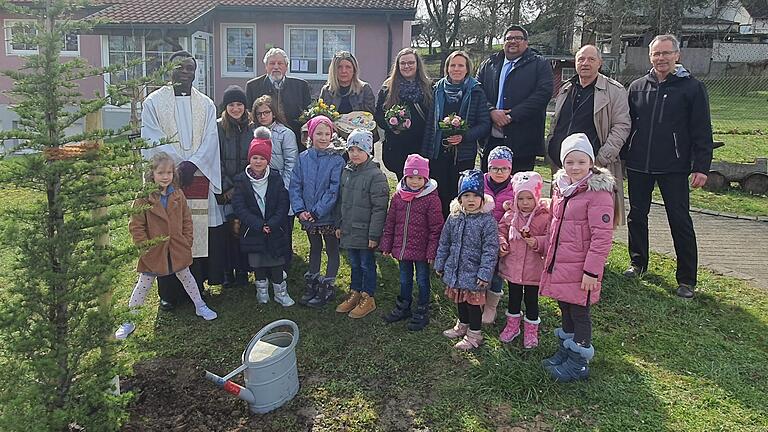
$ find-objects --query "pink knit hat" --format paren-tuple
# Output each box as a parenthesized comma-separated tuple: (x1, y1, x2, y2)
(248, 126, 273, 163)
(403, 153, 430, 179)
(307, 115, 335, 140)
(511, 171, 543, 203)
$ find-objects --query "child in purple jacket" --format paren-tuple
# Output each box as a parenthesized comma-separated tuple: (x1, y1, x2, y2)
(380, 154, 444, 331)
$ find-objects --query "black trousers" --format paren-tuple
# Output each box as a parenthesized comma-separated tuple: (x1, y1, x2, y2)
(559, 301, 591, 346)
(627, 170, 698, 286)
(432, 151, 475, 219)
(458, 302, 483, 331)
(481, 137, 537, 174)
(507, 283, 539, 320)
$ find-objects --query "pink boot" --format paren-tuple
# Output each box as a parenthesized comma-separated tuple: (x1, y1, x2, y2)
(455, 329, 483, 350)
(523, 317, 540, 349)
(499, 312, 522, 343)
(442, 320, 469, 339)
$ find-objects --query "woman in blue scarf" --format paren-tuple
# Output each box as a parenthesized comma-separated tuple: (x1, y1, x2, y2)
(422, 51, 491, 218)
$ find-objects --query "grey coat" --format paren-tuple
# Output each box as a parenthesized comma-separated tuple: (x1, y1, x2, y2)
(337, 158, 390, 249)
(434, 196, 499, 291)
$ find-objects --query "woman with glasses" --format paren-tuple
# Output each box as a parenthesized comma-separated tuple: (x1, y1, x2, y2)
(422, 50, 491, 218)
(251, 94, 299, 270)
(319, 51, 376, 115)
(374, 48, 433, 180)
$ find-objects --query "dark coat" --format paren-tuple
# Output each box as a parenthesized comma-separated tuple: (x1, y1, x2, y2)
(245, 75, 311, 147)
(475, 49, 554, 157)
(624, 68, 713, 174)
(319, 82, 376, 114)
(379, 180, 444, 262)
(374, 85, 431, 176)
(129, 188, 193, 275)
(217, 117, 253, 194)
(232, 169, 290, 258)
(337, 158, 390, 249)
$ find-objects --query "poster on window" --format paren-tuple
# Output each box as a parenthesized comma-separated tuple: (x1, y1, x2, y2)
(226, 27, 254, 73)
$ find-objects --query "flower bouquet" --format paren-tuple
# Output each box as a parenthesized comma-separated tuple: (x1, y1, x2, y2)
(299, 98, 341, 124)
(438, 113, 469, 155)
(384, 104, 411, 133)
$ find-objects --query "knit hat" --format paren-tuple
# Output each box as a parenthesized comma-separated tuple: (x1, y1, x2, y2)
(511, 171, 543, 202)
(248, 127, 272, 163)
(457, 169, 484, 198)
(222, 85, 247, 107)
(403, 153, 430, 178)
(488, 145, 514, 169)
(346, 128, 374, 154)
(307, 115, 335, 141)
(560, 132, 595, 165)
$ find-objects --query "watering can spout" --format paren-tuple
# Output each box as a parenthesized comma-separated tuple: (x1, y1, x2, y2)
(205, 370, 256, 404)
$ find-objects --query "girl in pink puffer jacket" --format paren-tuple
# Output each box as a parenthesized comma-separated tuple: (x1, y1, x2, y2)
(497, 171, 550, 349)
(540, 133, 614, 383)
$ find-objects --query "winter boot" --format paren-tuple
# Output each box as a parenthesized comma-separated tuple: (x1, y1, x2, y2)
(255, 279, 270, 304)
(407, 304, 430, 331)
(272, 281, 295, 307)
(482, 290, 503, 325)
(542, 328, 575, 370)
(442, 320, 469, 339)
(523, 317, 540, 349)
(307, 278, 336, 309)
(455, 329, 483, 350)
(299, 273, 319, 306)
(383, 296, 412, 323)
(336, 290, 361, 313)
(549, 339, 594, 382)
(499, 312, 522, 343)
(348, 292, 377, 319)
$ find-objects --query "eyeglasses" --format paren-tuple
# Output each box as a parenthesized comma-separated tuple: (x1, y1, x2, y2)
(650, 50, 678, 58)
(399, 61, 416, 67)
(504, 36, 526, 42)
(489, 166, 511, 173)
(255, 110, 272, 117)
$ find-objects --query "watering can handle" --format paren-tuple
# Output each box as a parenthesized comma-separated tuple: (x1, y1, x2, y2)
(244, 319, 300, 364)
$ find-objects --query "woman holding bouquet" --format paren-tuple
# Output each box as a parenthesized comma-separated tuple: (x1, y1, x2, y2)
(422, 50, 491, 218)
(375, 48, 433, 180)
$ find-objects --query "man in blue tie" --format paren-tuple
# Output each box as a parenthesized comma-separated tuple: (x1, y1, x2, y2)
(476, 25, 554, 173)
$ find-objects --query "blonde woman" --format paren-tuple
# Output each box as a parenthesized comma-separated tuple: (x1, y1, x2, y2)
(319, 51, 375, 114)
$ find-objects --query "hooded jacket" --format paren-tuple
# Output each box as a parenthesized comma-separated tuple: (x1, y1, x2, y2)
(379, 179, 444, 262)
(232, 168, 290, 258)
(624, 66, 713, 174)
(434, 195, 499, 291)
(337, 157, 390, 249)
(289, 146, 346, 227)
(497, 198, 550, 286)
(539, 168, 615, 306)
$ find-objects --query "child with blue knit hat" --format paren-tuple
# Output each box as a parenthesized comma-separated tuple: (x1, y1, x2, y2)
(434, 169, 499, 350)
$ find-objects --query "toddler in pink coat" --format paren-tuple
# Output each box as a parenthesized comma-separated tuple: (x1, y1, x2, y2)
(540, 133, 614, 383)
(497, 171, 550, 348)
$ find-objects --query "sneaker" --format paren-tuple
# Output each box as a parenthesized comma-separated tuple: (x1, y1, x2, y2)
(348, 293, 376, 319)
(115, 322, 136, 340)
(676, 284, 695, 299)
(623, 265, 645, 279)
(195, 305, 218, 320)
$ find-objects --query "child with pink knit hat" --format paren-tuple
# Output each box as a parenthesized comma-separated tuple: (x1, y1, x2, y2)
(497, 171, 550, 348)
(380, 154, 444, 330)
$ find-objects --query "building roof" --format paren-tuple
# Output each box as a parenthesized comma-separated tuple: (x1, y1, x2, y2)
(85, 0, 416, 25)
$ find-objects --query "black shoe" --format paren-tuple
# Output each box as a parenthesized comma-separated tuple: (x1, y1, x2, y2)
(676, 284, 695, 299)
(407, 304, 429, 331)
(307, 280, 336, 309)
(383, 297, 412, 323)
(234, 271, 249, 286)
(623, 265, 645, 279)
(221, 271, 236, 289)
(298, 275, 319, 306)
(159, 299, 175, 311)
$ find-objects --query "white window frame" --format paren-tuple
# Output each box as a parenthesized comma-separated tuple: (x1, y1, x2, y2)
(220, 23, 257, 78)
(4, 19, 80, 57)
(284, 24, 355, 81)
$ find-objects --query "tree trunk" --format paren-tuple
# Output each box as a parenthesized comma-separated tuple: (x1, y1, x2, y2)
(512, 0, 522, 23)
(611, 0, 624, 57)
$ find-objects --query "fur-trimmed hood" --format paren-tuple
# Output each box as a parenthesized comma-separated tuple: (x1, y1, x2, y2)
(553, 167, 615, 194)
(449, 193, 495, 216)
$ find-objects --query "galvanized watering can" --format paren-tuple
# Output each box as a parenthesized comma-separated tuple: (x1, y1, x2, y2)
(205, 319, 300, 414)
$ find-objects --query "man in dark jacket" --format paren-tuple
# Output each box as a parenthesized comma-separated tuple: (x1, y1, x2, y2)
(246, 48, 312, 150)
(623, 34, 713, 299)
(476, 25, 554, 173)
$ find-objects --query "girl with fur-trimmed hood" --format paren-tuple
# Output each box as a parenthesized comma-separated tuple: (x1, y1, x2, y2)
(540, 133, 615, 383)
(434, 169, 499, 351)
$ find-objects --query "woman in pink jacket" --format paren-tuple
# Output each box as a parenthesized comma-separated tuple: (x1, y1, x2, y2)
(540, 133, 614, 383)
(497, 171, 549, 348)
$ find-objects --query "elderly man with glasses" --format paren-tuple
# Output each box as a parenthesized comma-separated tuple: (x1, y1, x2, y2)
(246, 48, 312, 150)
(623, 34, 713, 299)
(476, 24, 553, 173)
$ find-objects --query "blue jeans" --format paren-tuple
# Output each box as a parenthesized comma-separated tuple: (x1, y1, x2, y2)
(489, 274, 504, 293)
(399, 260, 431, 306)
(347, 248, 377, 295)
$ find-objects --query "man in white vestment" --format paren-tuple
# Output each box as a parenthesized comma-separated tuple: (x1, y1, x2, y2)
(141, 50, 224, 309)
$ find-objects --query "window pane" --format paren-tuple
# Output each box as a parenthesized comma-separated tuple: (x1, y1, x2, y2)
(63, 33, 78, 52)
(107, 35, 142, 83)
(225, 27, 254, 73)
(289, 29, 318, 74)
(322, 29, 351, 72)
(10, 24, 37, 51)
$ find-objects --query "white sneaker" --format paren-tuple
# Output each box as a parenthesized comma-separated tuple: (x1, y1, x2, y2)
(195, 305, 218, 320)
(273, 281, 295, 307)
(115, 322, 136, 340)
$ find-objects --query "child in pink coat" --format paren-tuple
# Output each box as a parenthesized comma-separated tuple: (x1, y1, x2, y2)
(497, 171, 550, 348)
(540, 133, 614, 383)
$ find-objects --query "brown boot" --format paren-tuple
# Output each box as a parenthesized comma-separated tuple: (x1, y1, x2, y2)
(336, 290, 361, 313)
(348, 292, 376, 318)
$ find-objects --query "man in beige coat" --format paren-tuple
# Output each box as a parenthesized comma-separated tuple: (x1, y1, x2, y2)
(547, 45, 631, 225)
